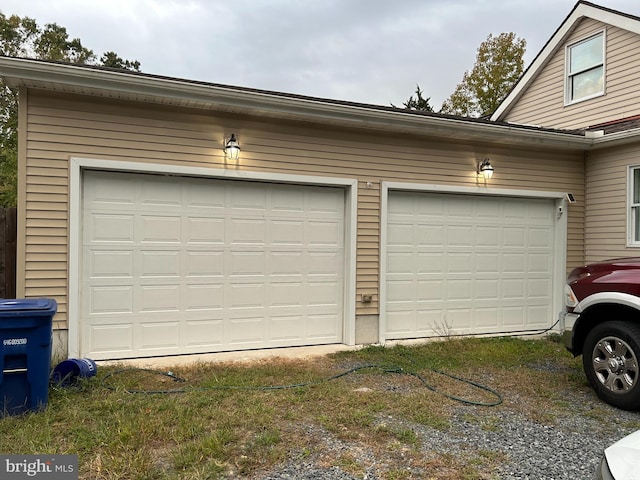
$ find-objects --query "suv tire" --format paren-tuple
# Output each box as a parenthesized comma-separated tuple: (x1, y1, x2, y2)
(582, 321, 640, 411)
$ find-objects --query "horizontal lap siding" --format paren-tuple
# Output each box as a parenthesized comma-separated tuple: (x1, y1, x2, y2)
(24, 91, 585, 329)
(585, 144, 640, 261)
(505, 20, 640, 130)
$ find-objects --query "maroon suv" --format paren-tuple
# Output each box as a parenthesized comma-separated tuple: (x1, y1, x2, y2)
(562, 257, 640, 410)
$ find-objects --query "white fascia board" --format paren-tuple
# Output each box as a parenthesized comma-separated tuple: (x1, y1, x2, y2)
(0, 56, 589, 150)
(589, 127, 640, 149)
(491, 3, 640, 121)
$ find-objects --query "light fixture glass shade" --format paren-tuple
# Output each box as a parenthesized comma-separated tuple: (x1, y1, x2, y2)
(478, 159, 494, 179)
(224, 134, 240, 160)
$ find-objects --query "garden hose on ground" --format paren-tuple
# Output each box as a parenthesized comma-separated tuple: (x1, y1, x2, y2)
(101, 363, 503, 407)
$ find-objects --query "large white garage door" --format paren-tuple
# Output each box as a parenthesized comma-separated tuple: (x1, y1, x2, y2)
(385, 191, 556, 339)
(82, 171, 345, 360)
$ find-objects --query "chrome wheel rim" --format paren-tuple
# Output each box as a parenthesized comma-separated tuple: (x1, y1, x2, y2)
(591, 336, 639, 394)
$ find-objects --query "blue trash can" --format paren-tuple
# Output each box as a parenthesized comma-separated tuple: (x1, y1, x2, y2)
(0, 298, 57, 416)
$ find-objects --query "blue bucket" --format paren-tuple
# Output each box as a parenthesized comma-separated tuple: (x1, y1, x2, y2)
(51, 358, 97, 386)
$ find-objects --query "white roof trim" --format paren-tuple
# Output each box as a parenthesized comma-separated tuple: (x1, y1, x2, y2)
(491, 1, 640, 121)
(0, 56, 590, 150)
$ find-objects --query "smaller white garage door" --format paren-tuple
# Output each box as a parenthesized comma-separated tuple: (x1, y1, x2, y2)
(385, 191, 557, 339)
(81, 171, 345, 360)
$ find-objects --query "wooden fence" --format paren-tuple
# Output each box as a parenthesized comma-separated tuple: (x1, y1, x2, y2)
(0, 208, 16, 299)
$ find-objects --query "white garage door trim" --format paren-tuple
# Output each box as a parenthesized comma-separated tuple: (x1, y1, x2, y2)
(379, 182, 569, 344)
(68, 157, 358, 359)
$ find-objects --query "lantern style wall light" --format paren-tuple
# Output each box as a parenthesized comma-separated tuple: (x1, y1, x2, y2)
(224, 134, 241, 160)
(477, 158, 494, 179)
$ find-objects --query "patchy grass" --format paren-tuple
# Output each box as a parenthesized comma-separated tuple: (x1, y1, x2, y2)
(0, 336, 632, 479)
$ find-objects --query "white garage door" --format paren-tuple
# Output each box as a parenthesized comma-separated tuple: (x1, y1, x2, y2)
(385, 191, 556, 339)
(81, 171, 345, 360)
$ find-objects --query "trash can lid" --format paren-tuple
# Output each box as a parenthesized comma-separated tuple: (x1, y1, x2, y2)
(0, 298, 57, 311)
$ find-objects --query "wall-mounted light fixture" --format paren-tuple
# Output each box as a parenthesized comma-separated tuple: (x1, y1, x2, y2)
(477, 158, 494, 179)
(224, 134, 241, 160)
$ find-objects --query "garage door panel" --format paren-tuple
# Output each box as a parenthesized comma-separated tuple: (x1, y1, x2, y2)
(529, 253, 552, 272)
(184, 319, 224, 347)
(89, 324, 133, 353)
(476, 254, 499, 273)
(230, 219, 266, 244)
(140, 321, 180, 350)
(504, 253, 525, 272)
(503, 307, 526, 326)
(476, 279, 499, 299)
(386, 191, 556, 339)
(89, 250, 134, 277)
(307, 314, 340, 339)
(418, 253, 444, 274)
(309, 190, 343, 214)
(91, 214, 135, 242)
(386, 310, 416, 335)
(270, 252, 303, 276)
(503, 279, 525, 299)
(186, 284, 223, 310)
(477, 308, 499, 328)
(448, 226, 473, 245)
(141, 251, 179, 277)
(503, 227, 526, 247)
(416, 280, 442, 302)
(449, 254, 473, 273)
(528, 278, 551, 298)
(88, 175, 136, 205)
(448, 309, 473, 329)
(229, 251, 266, 276)
(229, 317, 265, 345)
(229, 283, 265, 309)
(82, 171, 345, 359)
(476, 226, 500, 246)
(186, 252, 223, 277)
(272, 220, 304, 245)
(139, 285, 180, 312)
(271, 283, 303, 306)
(308, 282, 341, 306)
(272, 190, 304, 212)
(186, 217, 224, 244)
(529, 227, 553, 246)
(89, 286, 133, 314)
(270, 315, 304, 341)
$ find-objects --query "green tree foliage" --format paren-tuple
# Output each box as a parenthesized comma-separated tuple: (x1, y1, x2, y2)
(396, 84, 434, 112)
(100, 51, 141, 72)
(0, 12, 141, 206)
(440, 32, 526, 118)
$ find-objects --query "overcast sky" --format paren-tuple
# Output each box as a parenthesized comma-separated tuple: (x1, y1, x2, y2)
(2, 0, 639, 108)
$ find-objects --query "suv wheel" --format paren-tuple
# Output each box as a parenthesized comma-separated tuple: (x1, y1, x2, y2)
(583, 321, 640, 410)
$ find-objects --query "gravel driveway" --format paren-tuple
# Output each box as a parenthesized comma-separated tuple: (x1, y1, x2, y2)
(256, 378, 640, 479)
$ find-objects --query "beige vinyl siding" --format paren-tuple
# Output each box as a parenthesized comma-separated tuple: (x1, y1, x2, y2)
(23, 90, 585, 330)
(505, 19, 640, 130)
(585, 143, 640, 261)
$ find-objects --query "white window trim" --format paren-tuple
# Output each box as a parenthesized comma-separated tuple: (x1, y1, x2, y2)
(564, 29, 606, 106)
(628, 165, 640, 247)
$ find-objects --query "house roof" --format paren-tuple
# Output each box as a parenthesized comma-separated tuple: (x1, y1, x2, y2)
(490, 1, 640, 122)
(0, 55, 592, 151)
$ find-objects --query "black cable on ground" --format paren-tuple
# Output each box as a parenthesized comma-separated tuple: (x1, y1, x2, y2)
(101, 363, 503, 407)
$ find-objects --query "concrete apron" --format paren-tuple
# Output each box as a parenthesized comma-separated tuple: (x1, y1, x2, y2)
(96, 344, 362, 369)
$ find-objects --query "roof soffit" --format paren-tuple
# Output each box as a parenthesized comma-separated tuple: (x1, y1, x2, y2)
(0, 56, 590, 151)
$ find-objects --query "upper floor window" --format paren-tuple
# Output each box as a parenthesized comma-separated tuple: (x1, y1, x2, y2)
(566, 31, 605, 104)
(629, 166, 640, 246)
